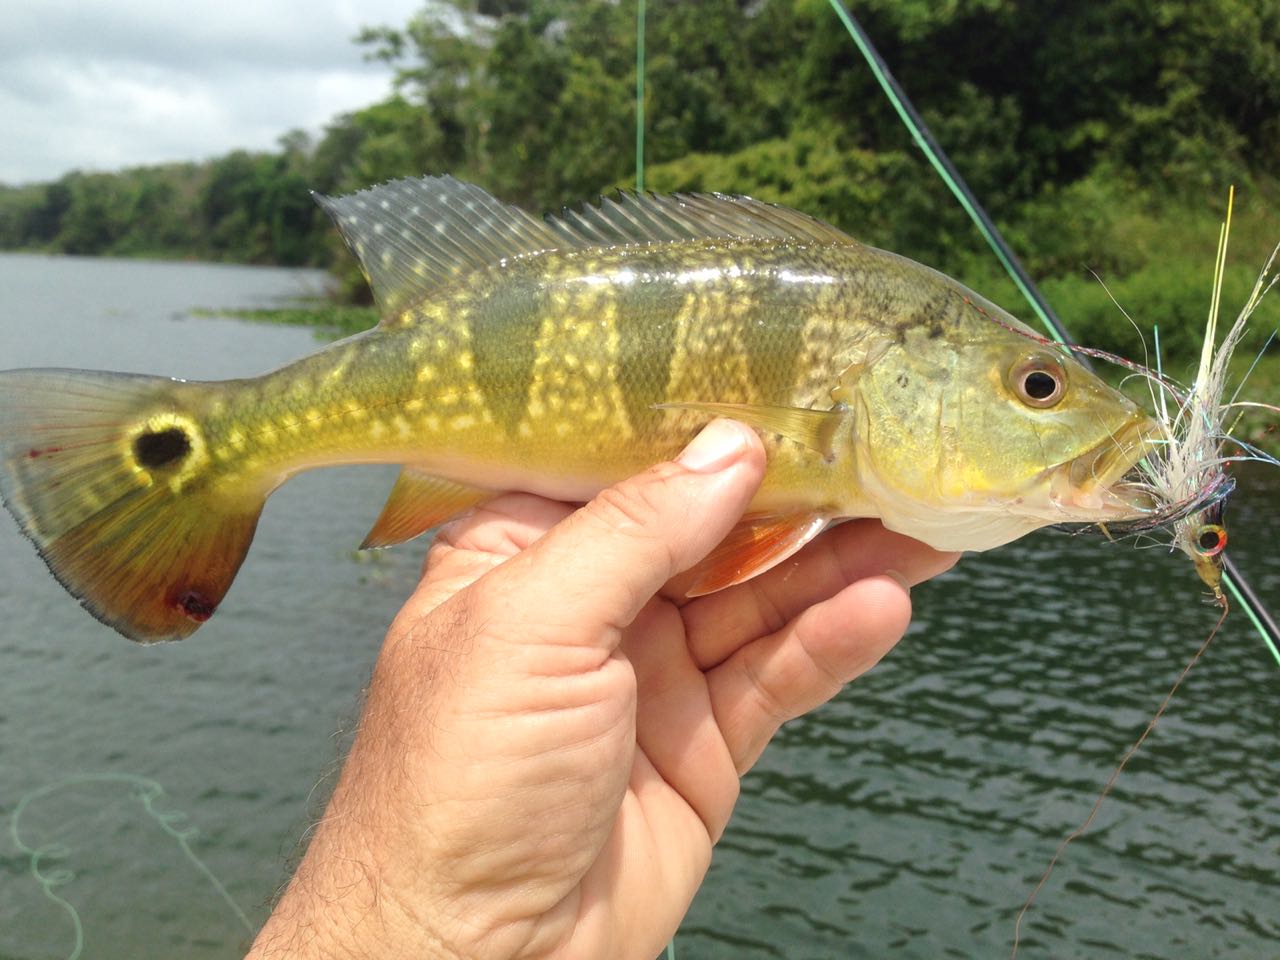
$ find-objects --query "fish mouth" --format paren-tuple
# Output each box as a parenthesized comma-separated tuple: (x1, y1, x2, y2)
(1048, 417, 1158, 519)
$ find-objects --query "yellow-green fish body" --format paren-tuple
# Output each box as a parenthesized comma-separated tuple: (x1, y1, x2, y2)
(0, 177, 1154, 642)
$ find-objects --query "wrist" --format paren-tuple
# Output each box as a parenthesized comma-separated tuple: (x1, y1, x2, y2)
(245, 814, 467, 960)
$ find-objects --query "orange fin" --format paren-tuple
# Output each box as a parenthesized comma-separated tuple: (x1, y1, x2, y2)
(656, 401, 847, 459)
(361, 468, 489, 549)
(685, 513, 830, 597)
(0, 368, 263, 642)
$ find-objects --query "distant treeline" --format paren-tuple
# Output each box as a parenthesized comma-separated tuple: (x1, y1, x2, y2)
(2, 0, 1278, 356)
(0, 139, 326, 266)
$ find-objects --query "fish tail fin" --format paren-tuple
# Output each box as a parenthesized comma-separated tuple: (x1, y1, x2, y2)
(0, 369, 263, 642)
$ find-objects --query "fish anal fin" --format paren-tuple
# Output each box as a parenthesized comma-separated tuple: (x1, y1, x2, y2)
(657, 401, 848, 460)
(684, 513, 830, 597)
(361, 468, 490, 549)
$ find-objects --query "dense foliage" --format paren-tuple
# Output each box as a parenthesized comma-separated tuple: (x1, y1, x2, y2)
(2, 0, 1277, 360)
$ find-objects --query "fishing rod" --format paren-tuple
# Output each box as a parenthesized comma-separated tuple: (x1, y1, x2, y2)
(826, 0, 1280, 663)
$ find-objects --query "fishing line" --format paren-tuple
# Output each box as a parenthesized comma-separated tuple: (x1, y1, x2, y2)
(1008, 601, 1230, 958)
(825, 0, 1280, 661)
(635, 3, 1272, 954)
(8, 773, 254, 960)
(824, 0, 1067, 348)
(635, 0, 646, 193)
(636, 18, 676, 960)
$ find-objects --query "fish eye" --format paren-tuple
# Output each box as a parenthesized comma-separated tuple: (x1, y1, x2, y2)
(1009, 356, 1066, 408)
(1193, 523, 1227, 557)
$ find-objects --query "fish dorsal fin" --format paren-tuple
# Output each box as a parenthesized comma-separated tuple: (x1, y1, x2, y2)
(547, 191, 859, 249)
(315, 176, 859, 326)
(361, 467, 490, 549)
(315, 176, 565, 325)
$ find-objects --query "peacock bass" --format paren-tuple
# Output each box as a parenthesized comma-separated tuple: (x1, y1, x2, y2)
(0, 176, 1155, 642)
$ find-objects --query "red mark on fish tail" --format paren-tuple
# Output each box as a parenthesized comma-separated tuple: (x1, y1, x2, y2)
(173, 589, 217, 623)
(27, 446, 63, 459)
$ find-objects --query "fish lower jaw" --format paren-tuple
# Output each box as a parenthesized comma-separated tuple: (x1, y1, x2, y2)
(1045, 473, 1149, 520)
(1043, 417, 1157, 521)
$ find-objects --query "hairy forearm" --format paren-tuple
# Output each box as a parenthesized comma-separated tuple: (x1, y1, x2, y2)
(245, 738, 470, 960)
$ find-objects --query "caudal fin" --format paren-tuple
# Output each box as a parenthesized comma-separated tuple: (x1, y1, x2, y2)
(0, 369, 264, 642)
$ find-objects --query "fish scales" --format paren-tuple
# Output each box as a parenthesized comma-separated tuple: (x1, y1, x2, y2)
(206, 241, 878, 498)
(0, 176, 1156, 641)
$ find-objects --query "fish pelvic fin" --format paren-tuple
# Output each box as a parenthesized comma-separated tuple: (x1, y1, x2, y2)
(0, 369, 262, 643)
(683, 512, 831, 597)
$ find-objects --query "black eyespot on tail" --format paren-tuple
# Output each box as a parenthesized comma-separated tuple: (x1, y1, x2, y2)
(134, 428, 192, 469)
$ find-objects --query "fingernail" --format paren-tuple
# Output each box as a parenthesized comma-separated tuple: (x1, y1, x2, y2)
(884, 569, 911, 594)
(677, 419, 748, 473)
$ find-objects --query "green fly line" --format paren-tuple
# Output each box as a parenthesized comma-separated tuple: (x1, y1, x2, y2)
(824, 0, 1066, 347)
(825, 0, 1280, 668)
(635, 19, 679, 960)
(635, 0, 646, 193)
(9, 773, 253, 960)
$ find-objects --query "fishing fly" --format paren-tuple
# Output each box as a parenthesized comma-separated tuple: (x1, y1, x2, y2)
(1009, 190, 1280, 957)
(1124, 189, 1280, 598)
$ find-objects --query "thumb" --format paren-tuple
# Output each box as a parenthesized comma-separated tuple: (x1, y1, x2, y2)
(486, 418, 765, 648)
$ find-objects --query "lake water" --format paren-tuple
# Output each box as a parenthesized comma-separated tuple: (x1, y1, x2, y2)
(0, 252, 1276, 959)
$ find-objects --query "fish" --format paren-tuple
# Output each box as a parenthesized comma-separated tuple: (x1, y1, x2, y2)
(0, 175, 1156, 643)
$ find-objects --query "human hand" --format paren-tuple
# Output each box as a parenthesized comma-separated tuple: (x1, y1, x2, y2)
(247, 420, 958, 960)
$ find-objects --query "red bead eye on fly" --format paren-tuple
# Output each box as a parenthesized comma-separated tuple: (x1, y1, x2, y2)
(1193, 523, 1227, 557)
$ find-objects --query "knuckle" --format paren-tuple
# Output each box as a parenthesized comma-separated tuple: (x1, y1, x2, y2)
(422, 536, 453, 576)
(590, 469, 675, 532)
(585, 468, 687, 574)
(801, 636, 848, 690)
(937, 551, 962, 575)
(741, 651, 790, 725)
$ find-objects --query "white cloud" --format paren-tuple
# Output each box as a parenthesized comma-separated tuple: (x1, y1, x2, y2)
(0, 0, 423, 184)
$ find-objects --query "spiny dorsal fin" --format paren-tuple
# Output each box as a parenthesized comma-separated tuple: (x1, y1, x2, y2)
(547, 191, 858, 249)
(315, 176, 859, 326)
(315, 176, 563, 324)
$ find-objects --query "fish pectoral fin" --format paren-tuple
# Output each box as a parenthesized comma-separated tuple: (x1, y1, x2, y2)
(656, 401, 847, 460)
(683, 513, 831, 597)
(361, 468, 491, 550)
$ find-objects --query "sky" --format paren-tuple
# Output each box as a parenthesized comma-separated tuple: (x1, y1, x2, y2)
(0, 0, 426, 185)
